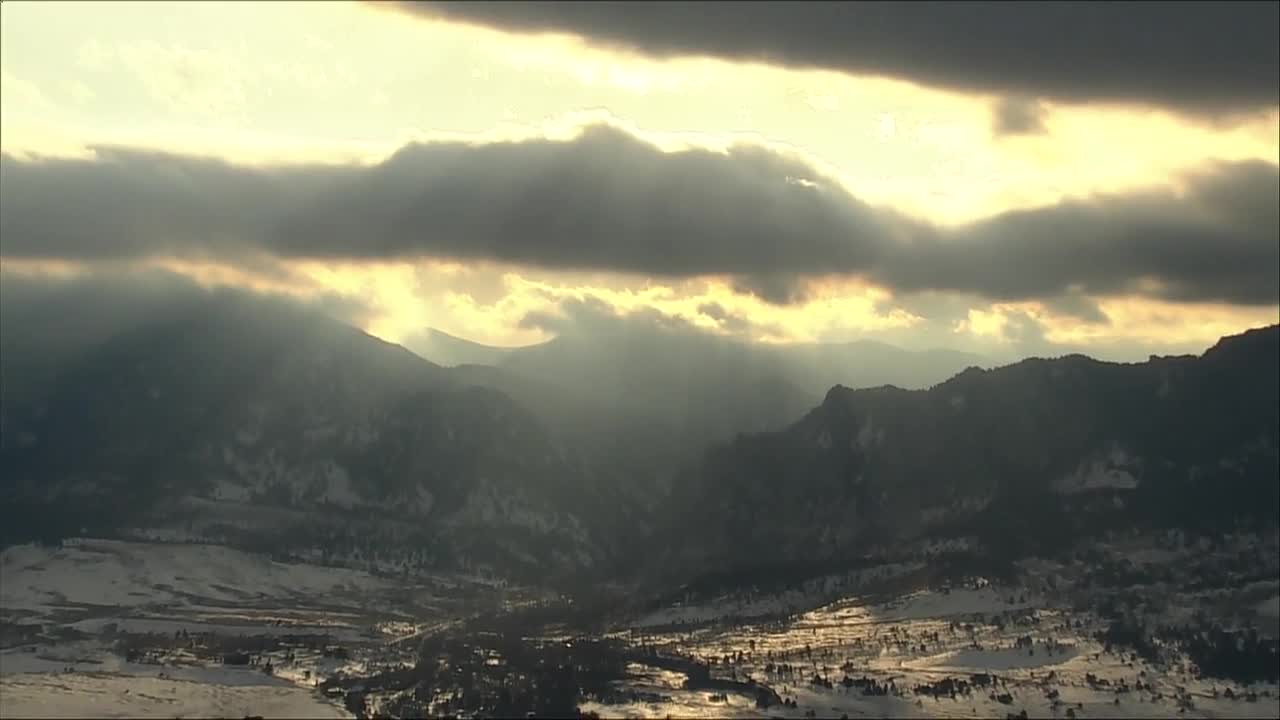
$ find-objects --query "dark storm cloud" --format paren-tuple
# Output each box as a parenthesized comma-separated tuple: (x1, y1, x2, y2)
(729, 273, 813, 306)
(878, 160, 1280, 305)
(1042, 294, 1110, 325)
(0, 147, 334, 262)
(696, 301, 729, 323)
(393, 1, 1279, 118)
(701, 299, 757, 335)
(1, 126, 1276, 307)
(690, 301, 755, 336)
(0, 126, 888, 277)
(516, 295, 792, 374)
(520, 295, 701, 339)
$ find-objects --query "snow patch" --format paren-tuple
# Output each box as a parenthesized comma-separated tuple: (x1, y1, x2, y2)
(0, 672, 349, 718)
(855, 416, 886, 450)
(0, 539, 396, 617)
(211, 479, 251, 503)
(1054, 445, 1139, 494)
(318, 465, 359, 508)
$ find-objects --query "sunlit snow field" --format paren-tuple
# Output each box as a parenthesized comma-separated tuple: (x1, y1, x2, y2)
(593, 571, 1280, 720)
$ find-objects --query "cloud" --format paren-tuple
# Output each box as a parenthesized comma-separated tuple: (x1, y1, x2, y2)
(992, 97, 1047, 136)
(501, 293, 993, 399)
(698, 300, 756, 335)
(977, 304, 1223, 362)
(2, 124, 1276, 307)
(0, 125, 894, 275)
(392, 1, 1279, 119)
(1, 69, 54, 114)
(413, 262, 511, 307)
(512, 294, 797, 378)
(519, 294, 701, 340)
(999, 309, 1053, 356)
(696, 301, 729, 323)
(878, 160, 1280, 305)
(1042, 293, 1110, 325)
(729, 273, 813, 306)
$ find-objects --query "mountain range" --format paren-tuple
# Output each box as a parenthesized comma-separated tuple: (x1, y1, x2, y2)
(1, 276, 1276, 589)
(661, 325, 1279, 588)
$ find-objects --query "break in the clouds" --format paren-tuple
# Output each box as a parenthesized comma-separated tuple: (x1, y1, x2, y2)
(2, 124, 1277, 307)
(395, 1, 1280, 119)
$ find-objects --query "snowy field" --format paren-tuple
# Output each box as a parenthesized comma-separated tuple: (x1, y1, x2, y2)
(630, 562, 925, 629)
(3, 539, 409, 619)
(2, 537, 1276, 718)
(607, 581, 1280, 719)
(0, 539, 505, 719)
(0, 669, 347, 719)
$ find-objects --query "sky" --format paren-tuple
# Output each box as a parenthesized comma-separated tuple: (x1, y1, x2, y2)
(1, 0, 1277, 360)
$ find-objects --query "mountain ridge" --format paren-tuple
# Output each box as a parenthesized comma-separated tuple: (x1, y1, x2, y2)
(2, 275, 1275, 591)
(0, 294, 620, 582)
(658, 323, 1279, 587)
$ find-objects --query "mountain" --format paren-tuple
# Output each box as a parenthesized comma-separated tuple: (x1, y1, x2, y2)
(445, 325, 986, 462)
(5, 273, 1274, 592)
(428, 324, 826, 526)
(403, 327, 536, 367)
(498, 331, 818, 443)
(660, 325, 1280, 585)
(0, 278, 988, 587)
(0, 292, 619, 582)
(395, 323, 991, 520)
(490, 331, 990, 529)
(782, 339, 989, 396)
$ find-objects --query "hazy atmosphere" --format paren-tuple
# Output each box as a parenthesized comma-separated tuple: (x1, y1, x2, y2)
(2, 3, 1277, 719)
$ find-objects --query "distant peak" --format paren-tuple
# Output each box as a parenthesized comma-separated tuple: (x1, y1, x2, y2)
(1203, 323, 1279, 357)
(823, 384, 853, 405)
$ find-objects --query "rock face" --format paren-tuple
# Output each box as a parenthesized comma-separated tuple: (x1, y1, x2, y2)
(661, 325, 1279, 582)
(0, 295, 608, 580)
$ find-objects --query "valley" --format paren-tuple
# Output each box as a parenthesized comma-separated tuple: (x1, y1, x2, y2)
(3, 526, 1277, 718)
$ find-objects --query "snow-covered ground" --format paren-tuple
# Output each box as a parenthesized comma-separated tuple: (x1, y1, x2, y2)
(1, 539, 400, 618)
(0, 636, 357, 719)
(4, 536, 1276, 718)
(613, 579, 1280, 720)
(0, 539, 505, 719)
(0, 671, 347, 719)
(630, 562, 926, 629)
